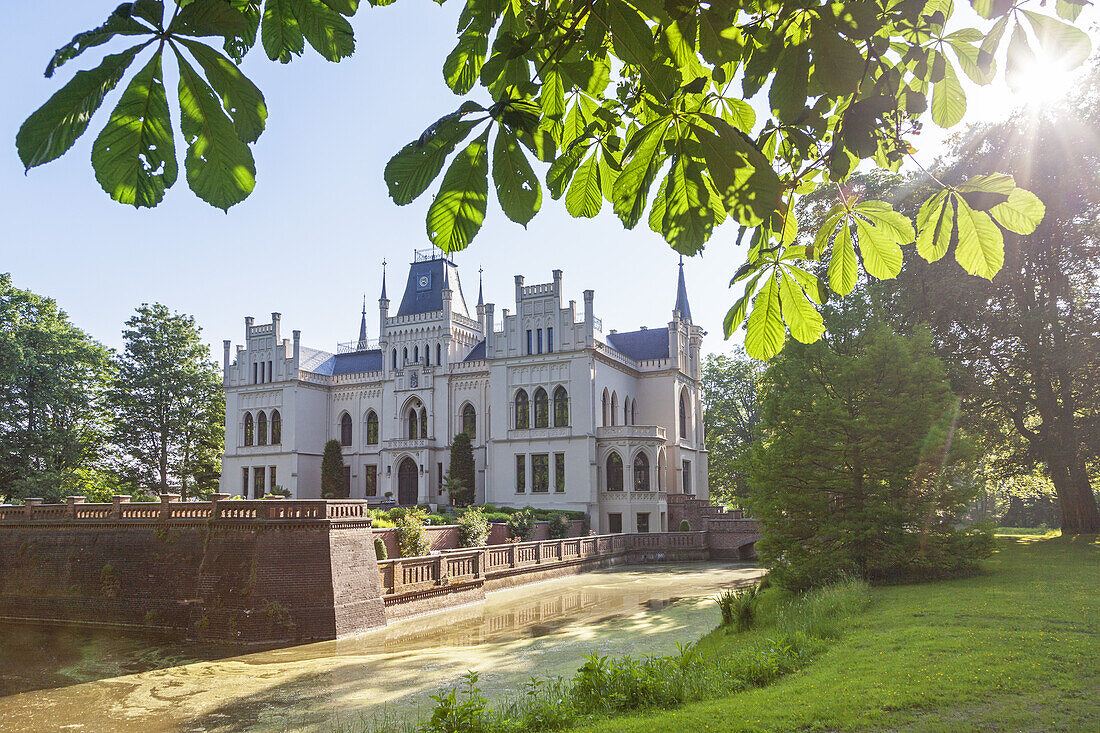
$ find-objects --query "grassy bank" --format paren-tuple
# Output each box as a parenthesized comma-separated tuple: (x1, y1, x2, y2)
(576, 533, 1098, 732)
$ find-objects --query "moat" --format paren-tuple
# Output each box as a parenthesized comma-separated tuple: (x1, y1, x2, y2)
(0, 562, 760, 732)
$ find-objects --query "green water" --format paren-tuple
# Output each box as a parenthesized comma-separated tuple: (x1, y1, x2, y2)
(0, 562, 760, 732)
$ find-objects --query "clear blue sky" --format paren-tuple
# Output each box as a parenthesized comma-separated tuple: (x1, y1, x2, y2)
(2, 3, 1095, 358)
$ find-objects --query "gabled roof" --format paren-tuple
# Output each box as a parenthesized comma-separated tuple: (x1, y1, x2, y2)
(298, 347, 383, 376)
(463, 339, 486, 362)
(606, 327, 670, 361)
(298, 346, 336, 375)
(396, 257, 469, 318)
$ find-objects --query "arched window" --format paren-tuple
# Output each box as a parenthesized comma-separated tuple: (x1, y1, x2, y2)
(611, 392, 618, 426)
(601, 389, 609, 427)
(633, 452, 650, 491)
(414, 345, 419, 363)
(271, 410, 281, 445)
(631, 399, 637, 426)
(657, 449, 665, 491)
(257, 411, 268, 445)
(407, 407, 419, 439)
(606, 452, 624, 491)
(392, 349, 397, 369)
(679, 389, 688, 439)
(436, 343, 442, 366)
(403, 346, 408, 364)
(623, 398, 629, 426)
(515, 389, 530, 429)
(462, 403, 476, 439)
(365, 410, 379, 445)
(420, 408, 428, 438)
(340, 412, 353, 446)
(243, 412, 254, 446)
(533, 387, 549, 428)
(553, 386, 569, 427)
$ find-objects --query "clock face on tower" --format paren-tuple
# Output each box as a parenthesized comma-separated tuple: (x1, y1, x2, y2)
(417, 274, 431, 292)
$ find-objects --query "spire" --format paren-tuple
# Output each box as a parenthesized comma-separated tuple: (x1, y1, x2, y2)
(380, 259, 388, 300)
(357, 295, 369, 349)
(674, 255, 692, 322)
(477, 266, 484, 307)
(443, 262, 451, 290)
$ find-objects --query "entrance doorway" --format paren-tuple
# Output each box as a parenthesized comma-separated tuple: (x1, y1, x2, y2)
(397, 457, 418, 506)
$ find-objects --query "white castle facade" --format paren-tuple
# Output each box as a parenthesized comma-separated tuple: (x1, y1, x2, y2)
(219, 251, 708, 534)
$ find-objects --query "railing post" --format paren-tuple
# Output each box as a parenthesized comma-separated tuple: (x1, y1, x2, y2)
(435, 554, 446, 585)
(111, 495, 130, 519)
(477, 548, 487, 579)
(65, 496, 85, 519)
(508, 544, 516, 569)
(24, 498, 43, 519)
(159, 493, 180, 519)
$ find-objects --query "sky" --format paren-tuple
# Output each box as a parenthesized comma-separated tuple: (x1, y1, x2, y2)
(2, 2, 1096, 360)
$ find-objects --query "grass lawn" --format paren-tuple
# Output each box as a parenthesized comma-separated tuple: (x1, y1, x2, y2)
(575, 533, 1099, 732)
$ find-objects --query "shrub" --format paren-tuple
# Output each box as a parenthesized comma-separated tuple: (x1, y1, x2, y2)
(373, 536, 388, 561)
(320, 439, 346, 498)
(548, 513, 570, 539)
(716, 583, 760, 632)
(268, 484, 291, 498)
(483, 512, 511, 523)
(394, 509, 431, 557)
(506, 507, 536, 541)
(679, 519, 691, 532)
(458, 507, 491, 548)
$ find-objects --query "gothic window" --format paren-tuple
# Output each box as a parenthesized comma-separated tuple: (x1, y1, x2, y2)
(533, 387, 549, 428)
(462, 403, 476, 440)
(403, 347, 408, 364)
(420, 408, 428, 438)
(515, 389, 530, 429)
(602, 389, 609, 427)
(340, 412, 353, 446)
(633, 452, 650, 491)
(244, 412, 254, 446)
(611, 392, 618, 426)
(631, 399, 637, 426)
(537, 329, 543, 354)
(606, 452, 624, 491)
(414, 345, 419, 363)
(553, 386, 569, 427)
(407, 408, 418, 439)
(526, 330, 532, 355)
(657, 449, 665, 491)
(547, 327, 553, 353)
(365, 411, 379, 445)
(623, 398, 629, 426)
(679, 389, 688, 439)
(424, 344, 430, 366)
(271, 410, 281, 444)
(436, 343, 442, 366)
(392, 349, 397, 369)
(257, 411, 268, 446)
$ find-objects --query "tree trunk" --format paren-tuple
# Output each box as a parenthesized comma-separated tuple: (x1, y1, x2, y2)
(1052, 455, 1100, 534)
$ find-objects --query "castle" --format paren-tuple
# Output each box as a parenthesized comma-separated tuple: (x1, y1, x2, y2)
(219, 250, 708, 534)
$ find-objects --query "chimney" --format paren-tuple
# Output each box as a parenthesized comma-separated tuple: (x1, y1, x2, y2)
(514, 274, 524, 307)
(583, 289, 594, 347)
(484, 303, 496, 354)
(292, 329, 301, 363)
(271, 312, 281, 342)
(552, 269, 563, 299)
(244, 316, 254, 338)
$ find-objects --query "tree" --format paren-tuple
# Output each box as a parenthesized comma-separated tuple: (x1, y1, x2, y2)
(701, 349, 763, 507)
(747, 314, 991, 591)
(320, 439, 346, 499)
(448, 431, 476, 506)
(109, 304, 224, 498)
(18, 2, 1089, 358)
(0, 274, 113, 503)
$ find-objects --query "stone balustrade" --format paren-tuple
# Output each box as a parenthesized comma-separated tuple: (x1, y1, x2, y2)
(0, 496, 372, 523)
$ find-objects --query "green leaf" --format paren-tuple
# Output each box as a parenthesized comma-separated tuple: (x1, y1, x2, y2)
(18, 44, 144, 170)
(779, 270, 824, 344)
(770, 46, 809, 123)
(915, 190, 953, 262)
(931, 61, 965, 128)
(171, 0, 253, 40)
(719, 97, 756, 132)
(1022, 10, 1092, 68)
(443, 28, 488, 94)
(605, 0, 656, 70)
(178, 39, 266, 144)
(261, 0, 305, 63)
(662, 157, 712, 255)
(1005, 24, 1037, 92)
(988, 187, 1045, 235)
(1055, 0, 1087, 21)
(853, 216, 903, 279)
(540, 69, 566, 121)
(953, 197, 1004, 279)
(698, 6, 741, 65)
(546, 141, 589, 200)
(693, 116, 780, 227)
(745, 273, 784, 360)
(612, 118, 670, 229)
(492, 127, 541, 226)
(45, 3, 151, 78)
(827, 221, 858, 295)
(385, 111, 480, 205)
(810, 28, 865, 96)
(958, 173, 1015, 195)
(426, 130, 490, 252)
(91, 50, 176, 208)
(566, 150, 603, 218)
(293, 0, 355, 61)
(853, 200, 915, 245)
(947, 37, 996, 85)
(175, 51, 256, 210)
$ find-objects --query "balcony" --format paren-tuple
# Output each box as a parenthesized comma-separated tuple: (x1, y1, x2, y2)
(596, 425, 667, 441)
(599, 491, 668, 504)
(383, 438, 435, 450)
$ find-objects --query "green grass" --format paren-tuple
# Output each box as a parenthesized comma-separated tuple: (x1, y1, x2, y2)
(573, 533, 1099, 732)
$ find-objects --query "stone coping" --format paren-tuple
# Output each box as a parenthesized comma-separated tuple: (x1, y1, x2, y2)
(0, 497, 372, 523)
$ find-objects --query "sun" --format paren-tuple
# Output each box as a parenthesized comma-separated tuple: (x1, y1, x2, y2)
(1005, 53, 1079, 108)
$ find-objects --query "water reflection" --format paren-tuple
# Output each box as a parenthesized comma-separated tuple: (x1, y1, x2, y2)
(0, 562, 760, 732)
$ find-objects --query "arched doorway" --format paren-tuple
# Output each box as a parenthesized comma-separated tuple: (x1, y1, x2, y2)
(397, 457, 418, 506)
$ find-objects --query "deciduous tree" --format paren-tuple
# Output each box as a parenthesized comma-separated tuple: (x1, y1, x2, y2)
(320, 439, 346, 498)
(701, 349, 762, 507)
(448, 431, 476, 505)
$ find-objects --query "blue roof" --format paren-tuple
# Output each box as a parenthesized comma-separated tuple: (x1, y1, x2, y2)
(396, 257, 470, 318)
(299, 347, 383, 375)
(463, 340, 486, 361)
(606, 328, 670, 361)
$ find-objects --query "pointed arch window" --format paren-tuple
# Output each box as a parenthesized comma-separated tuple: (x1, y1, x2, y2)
(633, 452, 650, 491)
(631, 399, 637, 426)
(340, 412, 353, 446)
(436, 343, 442, 366)
(407, 406, 419, 439)
(606, 452, 624, 491)
(462, 403, 476, 440)
(553, 386, 569, 427)
(257, 411, 268, 446)
(403, 347, 408, 364)
(610, 392, 618, 426)
(420, 408, 428, 438)
(271, 410, 281, 445)
(533, 387, 549, 428)
(244, 412, 254, 446)
(623, 398, 629, 426)
(392, 349, 397, 369)
(515, 389, 530, 429)
(679, 389, 688, 439)
(366, 411, 379, 445)
(602, 389, 609, 427)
